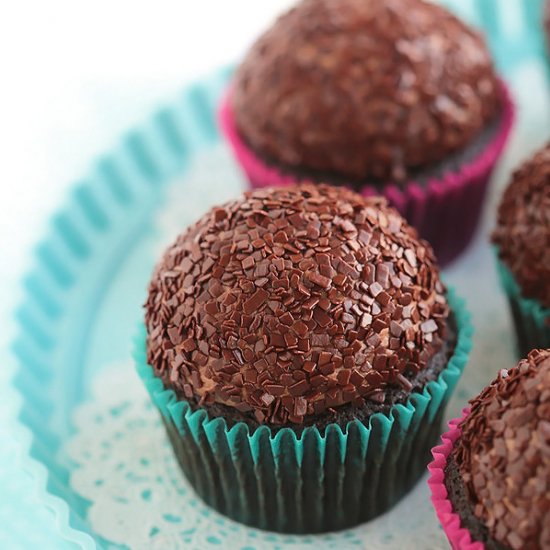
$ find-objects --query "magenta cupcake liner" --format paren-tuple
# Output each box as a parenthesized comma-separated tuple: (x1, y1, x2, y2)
(219, 81, 515, 266)
(428, 409, 484, 550)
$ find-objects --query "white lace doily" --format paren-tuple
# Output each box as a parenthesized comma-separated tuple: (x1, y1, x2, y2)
(67, 361, 448, 550)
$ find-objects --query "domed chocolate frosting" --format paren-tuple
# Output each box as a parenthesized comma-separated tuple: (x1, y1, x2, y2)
(493, 143, 550, 309)
(231, 0, 501, 182)
(453, 349, 550, 549)
(145, 184, 449, 425)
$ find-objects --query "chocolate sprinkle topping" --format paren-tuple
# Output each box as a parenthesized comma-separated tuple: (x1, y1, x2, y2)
(452, 349, 550, 549)
(145, 184, 449, 425)
(232, 0, 501, 183)
(493, 143, 550, 309)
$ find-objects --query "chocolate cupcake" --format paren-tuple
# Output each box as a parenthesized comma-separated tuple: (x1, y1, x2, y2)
(136, 184, 472, 533)
(492, 143, 550, 357)
(219, 0, 515, 266)
(429, 349, 550, 550)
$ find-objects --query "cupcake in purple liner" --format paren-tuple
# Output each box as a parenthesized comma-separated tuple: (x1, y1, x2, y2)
(429, 349, 550, 550)
(492, 143, 550, 357)
(219, 0, 515, 266)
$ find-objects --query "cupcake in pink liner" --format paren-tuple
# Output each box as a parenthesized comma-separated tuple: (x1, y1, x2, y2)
(428, 349, 550, 550)
(219, 0, 515, 266)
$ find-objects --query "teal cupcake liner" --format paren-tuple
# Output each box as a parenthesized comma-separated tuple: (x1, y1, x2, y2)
(495, 255, 550, 357)
(134, 288, 472, 534)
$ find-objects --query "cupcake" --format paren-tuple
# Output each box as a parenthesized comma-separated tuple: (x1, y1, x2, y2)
(136, 184, 472, 533)
(219, 0, 515, 266)
(492, 143, 550, 358)
(429, 349, 550, 549)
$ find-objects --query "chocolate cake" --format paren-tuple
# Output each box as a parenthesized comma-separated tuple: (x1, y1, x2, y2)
(493, 142, 550, 309)
(446, 349, 550, 549)
(145, 184, 453, 428)
(231, 0, 502, 185)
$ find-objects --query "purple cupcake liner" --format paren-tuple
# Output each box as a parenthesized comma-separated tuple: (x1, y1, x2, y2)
(219, 80, 515, 266)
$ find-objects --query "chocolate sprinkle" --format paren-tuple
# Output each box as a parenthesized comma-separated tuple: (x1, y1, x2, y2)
(145, 184, 448, 425)
(452, 349, 550, 549)
(232, 0, 501, 183)
(492, 142, 550, 309)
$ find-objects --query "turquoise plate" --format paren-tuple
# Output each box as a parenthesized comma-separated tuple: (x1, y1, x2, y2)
(10, 0, 549, 547)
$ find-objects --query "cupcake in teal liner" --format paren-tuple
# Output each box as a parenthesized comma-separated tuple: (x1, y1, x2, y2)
(137, 183, 472, 533)
(429, 349, 550, 550)
(492, 143, 550, 358)
(219, 0, 515, 266)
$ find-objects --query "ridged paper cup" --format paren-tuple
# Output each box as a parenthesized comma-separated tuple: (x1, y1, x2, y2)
(218, 81, 515, 266)
(428, 409, 484, 550)
(495, 254, 550, 357)
(135, 288, 472, 534)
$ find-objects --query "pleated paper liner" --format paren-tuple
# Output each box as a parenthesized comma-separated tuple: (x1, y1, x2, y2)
(428, 409, 484, 550)
(218, 80, 515, 267)
(495, 254, 550, 358)
(134, 288, 472, 534)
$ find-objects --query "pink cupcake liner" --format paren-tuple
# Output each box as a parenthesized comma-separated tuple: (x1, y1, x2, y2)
(219, 81, 515, 266)
(427, 408, 484, 550)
